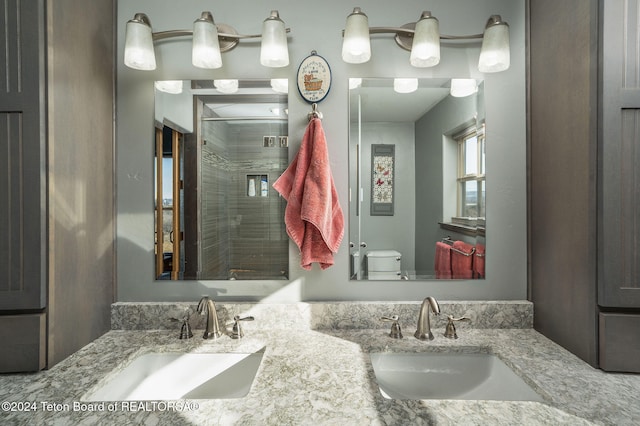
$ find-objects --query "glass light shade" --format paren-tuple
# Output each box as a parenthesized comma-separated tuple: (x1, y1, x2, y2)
(154, 80, 183, 94)
(124, 15, 156, 70)
(270, 78, 288, 94)
(192, 12, 222, 69)
(260, 11, 289, 68)
(478, 18, 510, 73)
(450, 79, 477, 97)
(342, 8, 371, 64)
(410, 12, 440, 68)
(214, 79, 239, 94)
(393, 78, 418, 94)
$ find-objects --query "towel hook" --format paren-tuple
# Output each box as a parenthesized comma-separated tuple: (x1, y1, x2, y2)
(307, 103, 323, 121)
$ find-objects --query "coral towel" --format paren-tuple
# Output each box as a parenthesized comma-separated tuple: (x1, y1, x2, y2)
(452, 240, 474, 279)
(434, 242, 452, 279)
(273, 118, 344, 270)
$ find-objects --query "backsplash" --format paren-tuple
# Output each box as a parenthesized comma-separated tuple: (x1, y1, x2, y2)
(111, 301, 533, 331)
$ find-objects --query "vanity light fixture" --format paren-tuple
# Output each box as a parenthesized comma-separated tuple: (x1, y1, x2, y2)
(154, 80, 184, 94)
(124, 10, 291, 71)
(341, 7, 371, 64)
(450, 79, 478, 97)
(341, 8, 510, 73)
(393, 78, 418, 94)
(124, 14, 156, 70)
(260, 11, 290, 67)
(409, 11, 440, 68)
(214, 79, 239, 94)
(477, 15, 510, 72)
(270, 78, 288, 94)
(192, 12, 223, 69)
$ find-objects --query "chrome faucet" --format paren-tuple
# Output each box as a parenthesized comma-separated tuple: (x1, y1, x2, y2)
(197, 296, 223, 339)
(415, 296, 440, 340)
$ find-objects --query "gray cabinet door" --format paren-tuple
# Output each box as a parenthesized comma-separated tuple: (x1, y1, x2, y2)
(0, 0, 46, 311)
(599, 0, 640, 307)
(599, 313, 640, 372)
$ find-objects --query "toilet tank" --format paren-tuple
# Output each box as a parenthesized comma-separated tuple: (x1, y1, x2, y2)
(366, 250, 401, 280)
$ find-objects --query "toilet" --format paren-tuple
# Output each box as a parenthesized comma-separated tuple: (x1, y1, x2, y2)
(366, 250, 402, 280)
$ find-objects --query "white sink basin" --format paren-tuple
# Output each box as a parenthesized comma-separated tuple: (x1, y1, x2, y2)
(83, 350, 264, 401)
(370, 352, 543, 402)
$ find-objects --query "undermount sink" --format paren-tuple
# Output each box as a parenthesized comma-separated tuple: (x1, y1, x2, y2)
(369, 352, 544, 402)
(82, 349, 264, 401)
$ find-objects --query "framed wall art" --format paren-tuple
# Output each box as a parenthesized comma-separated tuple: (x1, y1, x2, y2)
(370, 144, 395, 216)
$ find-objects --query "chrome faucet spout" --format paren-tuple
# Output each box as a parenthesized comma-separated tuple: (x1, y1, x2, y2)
(415, 296, 440, 340)
(197, 296, 223, 339)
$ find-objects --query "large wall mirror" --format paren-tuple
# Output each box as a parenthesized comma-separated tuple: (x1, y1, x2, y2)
(349, 78, 486, 281)
(154, 79, 289, 281)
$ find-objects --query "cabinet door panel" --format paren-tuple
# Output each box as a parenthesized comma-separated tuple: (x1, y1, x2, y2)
(599, 313, 640, 372)
(600, 0, 640, 307)
(0, 0, 46, 311)
(0, 314, 46, 372)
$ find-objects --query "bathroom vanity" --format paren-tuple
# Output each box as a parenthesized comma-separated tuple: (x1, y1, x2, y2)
(0, 302, 638, 425)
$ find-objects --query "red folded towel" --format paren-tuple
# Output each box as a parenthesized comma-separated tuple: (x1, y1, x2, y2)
(273, 118, 344, 270)
(434, 242, 452, 279)
(473, 243, 485, 279)
(452, 241, 474, 279)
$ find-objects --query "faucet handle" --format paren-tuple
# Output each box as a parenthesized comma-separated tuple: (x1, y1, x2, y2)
(381, 315, 403, 339)
(170, 316, 193, 339)
(443, 315, 471, 339)
(230, 315, 255, 339)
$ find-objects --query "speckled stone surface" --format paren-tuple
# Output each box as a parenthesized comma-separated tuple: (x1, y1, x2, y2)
(111, 301, 534, 331)
(1, 315, 639, 425)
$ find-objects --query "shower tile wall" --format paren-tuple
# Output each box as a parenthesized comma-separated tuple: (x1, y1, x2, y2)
(201, 122, 231, 279)
(202, 121, 289, 279)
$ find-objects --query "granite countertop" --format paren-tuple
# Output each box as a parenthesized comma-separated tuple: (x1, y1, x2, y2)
(1, 323, 639, 425)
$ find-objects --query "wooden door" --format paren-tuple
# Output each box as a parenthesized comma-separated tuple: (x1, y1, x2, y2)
(154, 126, 183, 280)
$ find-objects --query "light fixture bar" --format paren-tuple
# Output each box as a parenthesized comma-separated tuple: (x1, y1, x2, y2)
(153, 28, 292, 41)
(366, 27, 483, 52)
(342, 25, 483, 53)
(151, 28, 291, 52)
(367, 27, 483, 39)
(343, 27, 483, 38)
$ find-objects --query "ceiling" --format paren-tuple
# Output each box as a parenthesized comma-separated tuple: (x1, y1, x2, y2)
(191, 80, 288, 120)
(349, 78, 453, 123)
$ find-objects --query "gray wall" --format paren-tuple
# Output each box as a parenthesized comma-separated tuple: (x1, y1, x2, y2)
(116, 0, 527, 301)
(414, 92, 479, 273)
(47, 0, 115, 365)
(359, 122, 416, 272)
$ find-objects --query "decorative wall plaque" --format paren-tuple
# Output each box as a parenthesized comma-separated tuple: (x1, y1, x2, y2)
(297, 51, 331, 103)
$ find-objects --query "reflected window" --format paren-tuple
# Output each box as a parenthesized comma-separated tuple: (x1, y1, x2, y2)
(456, 125, 485, 219)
